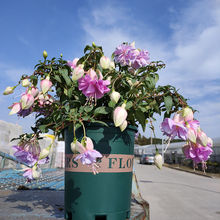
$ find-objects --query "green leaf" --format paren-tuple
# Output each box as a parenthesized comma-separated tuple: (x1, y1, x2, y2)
(54, 75, 62, 83)
(59, 68, 71, 86)
(108, 100, 116, 108)
(39, 125, 48, 133)
(125, 101, 133, 110)
(154, 73, 159, 83)
(84, 106, 93, 113)
(84, 45, 92, 53)
(94, 106, 110, 116)
(164, 96, 173, 113)
(135, 110, 146, 131)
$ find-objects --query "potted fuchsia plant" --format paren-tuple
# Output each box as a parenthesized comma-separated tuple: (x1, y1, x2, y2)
(4, 42, 213, 219)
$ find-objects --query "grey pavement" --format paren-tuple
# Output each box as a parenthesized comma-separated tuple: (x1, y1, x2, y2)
(0, 190, 64, 220)
(134, 160, 220, 220)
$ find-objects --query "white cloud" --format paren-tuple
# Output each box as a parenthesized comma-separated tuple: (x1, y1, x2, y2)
(0, 62, 32, 82)
(79, 0, 220, 138)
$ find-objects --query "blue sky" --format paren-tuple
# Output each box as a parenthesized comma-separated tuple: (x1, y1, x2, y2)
(0, 0, 220, 139)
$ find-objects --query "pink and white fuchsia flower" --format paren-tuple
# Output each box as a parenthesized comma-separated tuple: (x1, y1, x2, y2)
(20, 94, 35, 109)
(161, 107, 213, 170)
(74, 137, 102, 174)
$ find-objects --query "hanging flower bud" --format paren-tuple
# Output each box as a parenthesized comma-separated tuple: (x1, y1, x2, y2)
(197, 129, 208, 147)
(187, 127, 197, 144)
(110, 90, 120, 103)
(120, 120, 127, 132)
(154, 153, 163, 169)
(32, 166, 42, 179)
(40, 76, 52, 94)
(27, 86, 39, 98)
(72, 64, 84, 81)
(9, 103, 21, 115)
(3, 86, 14, 95)
(22, 79, 30, 87)
(21, 94, 34, 109)
(100, 56, 110, 69)
(43, 50, 48, 59)
(113, 103, 127, 127)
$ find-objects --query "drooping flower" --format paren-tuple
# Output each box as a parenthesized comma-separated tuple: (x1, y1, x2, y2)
(74, 137, 102, 174)
(182, 143, 213, 165)
(20, 93, 35, 109)
(40, 76, 52, 94)
(113, 103, 128, 127)
(100, 56, 110, 69)
(160, 118, 188, 140)
(114, 43, 136, 66)
(13, 145, 38, 166)
(9, 103, 21, 115)
(78, 70, 110, 99)
(196, 129, 208, 147)
(67, 58, 79, 69)
(37, 93, 54, 107)
(131, 50, 150, 69)
(3, 86, 14, 95)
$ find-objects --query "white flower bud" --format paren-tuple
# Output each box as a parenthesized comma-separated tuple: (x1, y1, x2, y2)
(3, 86, 14, 95)
(154, 153, 163, 169)
(22, 79, 30, 87)
(110, 90, 120, 103)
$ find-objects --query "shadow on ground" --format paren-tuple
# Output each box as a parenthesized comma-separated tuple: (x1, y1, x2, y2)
(0, 190, 64, 219)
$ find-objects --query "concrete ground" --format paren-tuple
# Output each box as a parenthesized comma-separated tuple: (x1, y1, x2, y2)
(134, 160, 220, 220)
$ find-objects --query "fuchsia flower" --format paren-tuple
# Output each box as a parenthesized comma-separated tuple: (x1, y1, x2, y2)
(114, 43, 150, 69)
(13, 141, 49, 181)
(114, 43, 136, 66)
(160, 117, 188, 140)
(40, 76, 52, 94)
(182, 143, 213, 165)
(74, 137, 102, 174)
(78, 69, 110, 99)
(131, 50, 150, 69)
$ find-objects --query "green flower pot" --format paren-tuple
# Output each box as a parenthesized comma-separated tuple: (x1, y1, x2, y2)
(64, 122, 137, 220)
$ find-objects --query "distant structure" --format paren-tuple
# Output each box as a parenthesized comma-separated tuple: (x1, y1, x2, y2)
(0, 120, 23, 168)
(134, 138, 220, 166)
